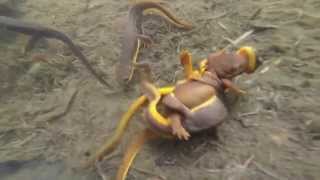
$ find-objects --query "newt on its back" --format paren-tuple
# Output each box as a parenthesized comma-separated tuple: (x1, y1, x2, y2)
(88, 46, 261, 180)
(115, 1, 193, 84)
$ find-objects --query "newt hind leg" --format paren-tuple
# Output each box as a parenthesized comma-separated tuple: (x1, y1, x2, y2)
(136, 34, 153, 48)
(179, 50, 203, 80)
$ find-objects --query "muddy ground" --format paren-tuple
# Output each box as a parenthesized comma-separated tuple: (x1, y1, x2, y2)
(0, 0, 319, 180)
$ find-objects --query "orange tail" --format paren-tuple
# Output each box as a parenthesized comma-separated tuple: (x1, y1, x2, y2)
(116, 129, 158, 180)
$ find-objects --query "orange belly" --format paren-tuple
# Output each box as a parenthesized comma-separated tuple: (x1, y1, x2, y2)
(173, 81, 215, 109)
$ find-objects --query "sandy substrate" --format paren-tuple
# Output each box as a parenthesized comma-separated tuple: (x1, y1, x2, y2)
(0, 0, 319, 179)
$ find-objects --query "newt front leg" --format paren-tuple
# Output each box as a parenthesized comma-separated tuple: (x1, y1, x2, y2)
(221, 78, 247, 95)
(170, 113, 190, 140)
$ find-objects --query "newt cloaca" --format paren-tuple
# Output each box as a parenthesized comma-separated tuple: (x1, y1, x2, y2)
(115, 1, 192, 84)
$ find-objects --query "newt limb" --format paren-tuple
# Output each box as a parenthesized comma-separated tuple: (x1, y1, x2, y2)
(179, 50, 202, 80)
(170, 113, 190, 140)
(136, 34, 153, 48)
(222, 77, 247, 95)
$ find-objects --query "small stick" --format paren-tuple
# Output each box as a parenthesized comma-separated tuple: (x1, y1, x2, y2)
(222, 36, 235, 45)
(243, 155, 255, 168)
(251, 24, 279, 32)
(170, 12, 228, 39)
(223, 29, 254, 50)
(217, 21, 230, 34)
(250, 8, 262, 20)
(205, 155, 255, 174)
(238, 111, 259, 118)
(34, 87, 78, 123)
(132, 167, 167, 180)
(14, 133, 37, 147)
(95, 161, 108, 180)
(253, 162, 286, 180)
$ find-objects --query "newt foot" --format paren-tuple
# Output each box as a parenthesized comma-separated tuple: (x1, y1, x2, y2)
(172, 123, 191, 140)
(180, 50, 192, 65)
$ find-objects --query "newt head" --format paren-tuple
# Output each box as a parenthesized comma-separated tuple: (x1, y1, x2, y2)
(206, 47, 261, 79)
(237, 46, 261, 73)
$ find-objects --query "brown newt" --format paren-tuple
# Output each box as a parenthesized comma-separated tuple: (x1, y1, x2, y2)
(145, 47, 261, 139)
(115, 1, 192, 84)
(0, 16, 112, 89)
(87, 47, 261, 180)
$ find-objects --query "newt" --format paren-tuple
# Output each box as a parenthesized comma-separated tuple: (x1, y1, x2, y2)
(0, 16, 112, 89)
(144, 47, 260, 140)
(115, 1, 193, 84)
(87, 46, 261, 180)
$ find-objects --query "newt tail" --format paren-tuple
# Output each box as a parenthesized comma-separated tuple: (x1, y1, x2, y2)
(0, 16, 112, 89)
(115, 1, 192, 83)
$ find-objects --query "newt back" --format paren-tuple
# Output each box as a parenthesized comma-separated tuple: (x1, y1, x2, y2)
(116, 1, 192, 84)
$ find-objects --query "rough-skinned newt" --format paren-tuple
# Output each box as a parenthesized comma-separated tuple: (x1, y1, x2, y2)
(145, 47, 260, 139)
(0, 16, 112, 88)
(115, 1, 192, 84)
(87, 47, 261, 180)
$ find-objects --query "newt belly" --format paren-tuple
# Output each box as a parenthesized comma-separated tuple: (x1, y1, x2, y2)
(183, 95, 227, 132)
(145, 81, 227, 134)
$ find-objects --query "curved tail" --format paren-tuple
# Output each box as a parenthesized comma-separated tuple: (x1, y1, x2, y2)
(116, 129, 158, 180)
(129, 1, 193, 30)
(85, 95, 147, 168)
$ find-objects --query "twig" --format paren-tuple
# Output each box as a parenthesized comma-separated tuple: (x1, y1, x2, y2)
(205, 155, 255, 175)
(222, 36, 235, 45)
(205, 168, 222, 173)
(223, 29, 254, 50)
(100, 151, 121, 162)
(170, 12, 227, 39)
(132, 167, 167, 180)
(238, 111, 259, 118)
(253, 162, 286, 180)
(218, 21, 231, 34)
(251, 24, 279, 32)
(0, 133, 38, 150)
(243, 155, 255, 168)
(34, 87, 78, 124)
(197, 12, 228, 22)
(250, 8, 262, 20)
(14, 133, 37, 147)
(95, 161, 108, 180)
(192, 153, 207, 167)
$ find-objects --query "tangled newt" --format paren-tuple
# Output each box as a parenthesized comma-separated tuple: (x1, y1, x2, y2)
(115, 1, 193, 84)
(87, 46, 261, 180)
(0, 16, 112, 89)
